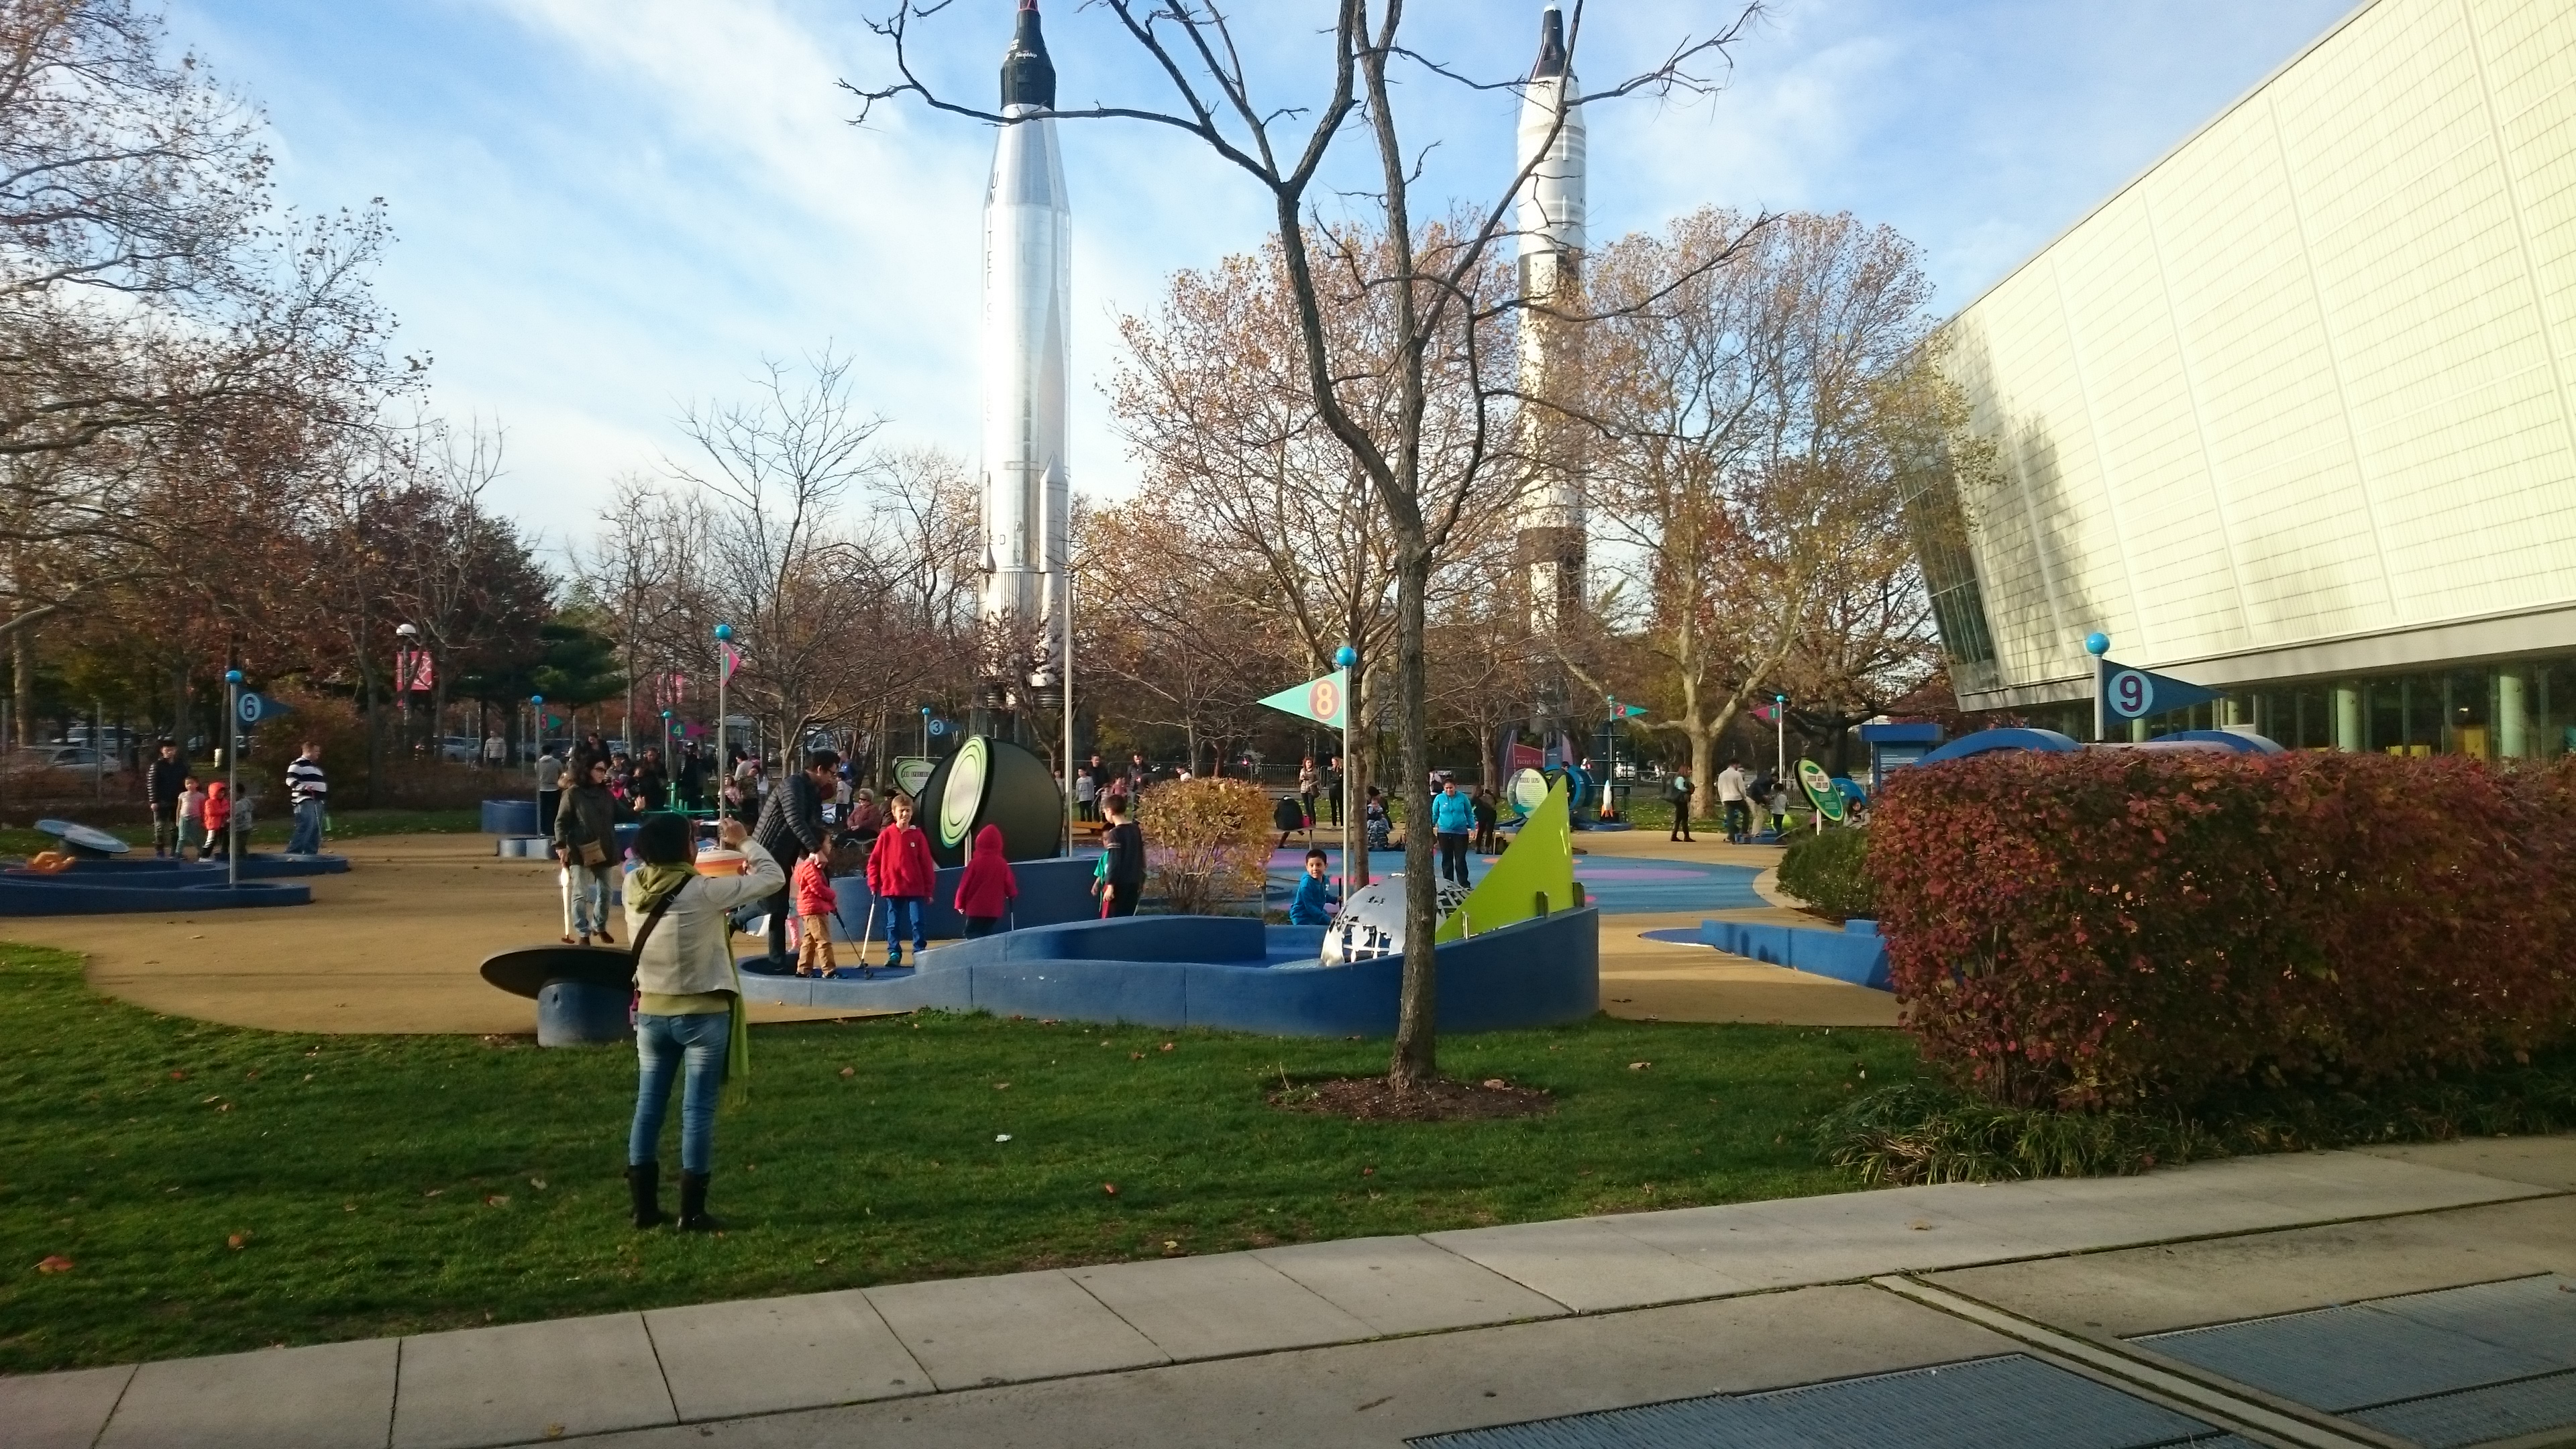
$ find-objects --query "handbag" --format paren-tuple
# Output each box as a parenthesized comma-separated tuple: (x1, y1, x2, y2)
(578, 838, 608, 868)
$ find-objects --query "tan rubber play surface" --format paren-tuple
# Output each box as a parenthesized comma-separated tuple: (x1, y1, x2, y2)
(9, 837, 869, 1036)
(7, 830, 1900, 1036)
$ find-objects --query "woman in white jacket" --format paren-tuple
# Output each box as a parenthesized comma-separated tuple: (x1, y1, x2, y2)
(623, 812, 782, 1231)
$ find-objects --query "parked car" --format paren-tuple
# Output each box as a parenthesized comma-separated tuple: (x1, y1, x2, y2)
(5, 745, 125, 775)
(438, 736, 480, 763)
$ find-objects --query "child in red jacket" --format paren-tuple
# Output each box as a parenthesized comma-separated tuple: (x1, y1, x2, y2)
(792, 850, 840, 977)
(953, 823, 1018, 937)
(865, 794, 937, 968)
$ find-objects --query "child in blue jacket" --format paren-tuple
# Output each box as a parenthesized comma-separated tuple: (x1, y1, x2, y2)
(1288, 849, 1339, 925)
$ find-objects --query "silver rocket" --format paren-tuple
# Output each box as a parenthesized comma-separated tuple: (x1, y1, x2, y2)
(1514, 3, 1586, 641)
(980, 0, 1071, 698)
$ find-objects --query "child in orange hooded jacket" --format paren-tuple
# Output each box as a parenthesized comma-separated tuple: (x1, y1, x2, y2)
(792, 848, 841, 977)
(201, 781, 231, 858)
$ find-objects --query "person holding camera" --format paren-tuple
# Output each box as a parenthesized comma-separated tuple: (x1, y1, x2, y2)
(623, 812, 782, 1232)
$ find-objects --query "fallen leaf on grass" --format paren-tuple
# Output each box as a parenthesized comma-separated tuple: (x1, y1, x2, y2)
(1102, 1183, 1118, 1196)
(1481, 1078, 1508, 1089)
(1627, 1061, 1652, 1071)
(168, 1070, 187, 1081)
(993, 1082, 1010, 1091)
(226, 1232, 252, 1250)
(216, 1102, 233, 1112)
(484, 1194, 511, 1208)
(529, 1178, 546, 1191)
(422, 1189, 443, 1198)
(839, 1067, 855, 1078)
(1159, 1042, 1175, 1053)
(994, 1134, 1012, 1143)
(36, 1255, 72, 1274)
(1361, 1166, 1375, 1177)
(1128, 1052, 1143, 1061)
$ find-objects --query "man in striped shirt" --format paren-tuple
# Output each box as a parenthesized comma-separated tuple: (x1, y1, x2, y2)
(286, 743, 328, 856)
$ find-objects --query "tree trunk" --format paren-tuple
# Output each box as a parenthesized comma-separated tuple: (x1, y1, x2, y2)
(1688, 728, 1715, 830)
(1389, 537, 1438, 1092)
(11, 627, 30, 748)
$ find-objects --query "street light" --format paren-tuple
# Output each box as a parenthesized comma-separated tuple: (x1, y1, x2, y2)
(1774, 693, 1788, 782)
(223, 670, 244, 887)
(659, 709, 675, 809)
(1333, 645, 1358, 888)
(394, 623, 421, 753)
(713, 625, 734, 815)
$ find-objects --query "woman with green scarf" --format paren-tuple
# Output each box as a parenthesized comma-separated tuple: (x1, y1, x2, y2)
(624, 811, 782, 1231)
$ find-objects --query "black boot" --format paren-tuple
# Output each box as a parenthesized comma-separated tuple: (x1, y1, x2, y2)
(678, 1171, 720, 1232)
(625, 1162, 665, 1229)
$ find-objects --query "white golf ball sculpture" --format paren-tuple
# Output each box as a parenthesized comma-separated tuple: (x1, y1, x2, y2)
(1320, 877, 1473, 964)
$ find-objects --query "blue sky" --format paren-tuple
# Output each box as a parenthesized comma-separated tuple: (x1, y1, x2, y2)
(162, 0, 2357, 560)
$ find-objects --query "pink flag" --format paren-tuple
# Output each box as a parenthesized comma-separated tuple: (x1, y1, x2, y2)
(722, 645, 741, 682)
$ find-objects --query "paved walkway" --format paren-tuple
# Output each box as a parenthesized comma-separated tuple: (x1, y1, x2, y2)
(10, 1136, 2570, 1448)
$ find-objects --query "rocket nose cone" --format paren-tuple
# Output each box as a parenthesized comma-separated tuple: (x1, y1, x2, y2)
(1531, 6, 1568, 80)
(1002, 0, 1057, 109)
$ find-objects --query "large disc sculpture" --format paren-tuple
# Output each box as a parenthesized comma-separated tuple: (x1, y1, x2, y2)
(913, 735, 1065, 867)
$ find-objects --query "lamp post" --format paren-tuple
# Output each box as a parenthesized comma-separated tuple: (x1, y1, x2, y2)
(1334, 644, 1358, 890)
(1774, 693, 1788, 782)
(1604, 694, 1620, 822)
(1061, 567, 1075, 857)
(2084, 632, 2112, 742)
(713, 625, 733, 819)
(223, 670, 244, 886)
(394, 623, 419, 755)
(659, 709, 674, 809)
(529, 695, 544, 833)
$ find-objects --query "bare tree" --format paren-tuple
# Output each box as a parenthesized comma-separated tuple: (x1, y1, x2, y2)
(1109, 225, 1517, 882)
(1579, 209, 1946, 816)
(852, 1, 1761, 1090)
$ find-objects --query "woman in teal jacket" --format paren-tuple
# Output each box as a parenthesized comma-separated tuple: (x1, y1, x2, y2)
(1430, 777, 1477, 888)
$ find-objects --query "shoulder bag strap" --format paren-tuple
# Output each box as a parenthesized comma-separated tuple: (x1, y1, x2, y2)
(629, 879, 687, 966)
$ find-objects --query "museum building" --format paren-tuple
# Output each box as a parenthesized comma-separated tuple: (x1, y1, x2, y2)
(1924, 0, 2576, 757)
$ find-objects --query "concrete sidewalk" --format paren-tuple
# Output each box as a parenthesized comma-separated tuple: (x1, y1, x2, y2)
(8, 1137, 2572, 1449)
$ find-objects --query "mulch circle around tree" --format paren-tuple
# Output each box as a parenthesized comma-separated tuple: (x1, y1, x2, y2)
(1267, 1075, 1556, 1122)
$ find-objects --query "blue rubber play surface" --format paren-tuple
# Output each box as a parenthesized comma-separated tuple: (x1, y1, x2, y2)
(1264, 847, 1762, 917)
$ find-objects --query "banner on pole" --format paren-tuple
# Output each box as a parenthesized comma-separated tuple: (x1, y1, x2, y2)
(721, 645, 742, 682)
(2097, 657, 2224, 723)
(1258, 669, 1348, 729)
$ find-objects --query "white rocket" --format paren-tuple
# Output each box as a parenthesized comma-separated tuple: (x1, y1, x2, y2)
(1514, 3, 1586, 641)
(980, 0, 1071, 698)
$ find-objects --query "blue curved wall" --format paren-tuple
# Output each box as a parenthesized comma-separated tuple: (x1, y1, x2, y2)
(0, 879, 310, 915)
(741, 907, 1599, 1036)
(824, 855, 1099, 941)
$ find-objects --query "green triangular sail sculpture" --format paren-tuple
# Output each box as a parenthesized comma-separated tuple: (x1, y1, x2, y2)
(1436, 776, 1578, 943)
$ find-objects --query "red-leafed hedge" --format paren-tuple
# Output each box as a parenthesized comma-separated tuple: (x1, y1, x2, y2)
(1868, 751, 2576, 1112)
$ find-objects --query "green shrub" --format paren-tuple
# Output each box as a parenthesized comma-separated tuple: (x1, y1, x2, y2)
(1777, 826, 1874, 920)
(1816, 1044, 2576, 1185)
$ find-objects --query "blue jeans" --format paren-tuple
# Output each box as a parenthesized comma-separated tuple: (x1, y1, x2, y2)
(288, 799, 325, 855)
(881, 896, 926, 958)
(630, 1011, 729, 1174)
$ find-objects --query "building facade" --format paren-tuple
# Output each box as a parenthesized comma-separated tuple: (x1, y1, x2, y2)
(1931, 0, 2576, 759)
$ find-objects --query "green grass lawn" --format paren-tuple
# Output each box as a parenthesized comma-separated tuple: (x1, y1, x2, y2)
(0, 808, 482, 858)
(0, 942, 1921, 1372)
